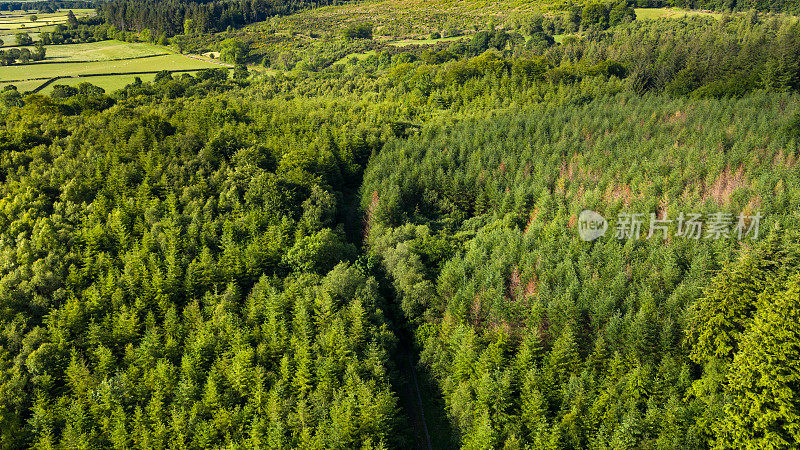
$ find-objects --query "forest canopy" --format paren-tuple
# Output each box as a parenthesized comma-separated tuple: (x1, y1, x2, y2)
(1, 2, 800, 449)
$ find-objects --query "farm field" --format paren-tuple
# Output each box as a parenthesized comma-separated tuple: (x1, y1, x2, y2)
(0, 9, 94, 32)
(0, 32, 40, 45)
(0, 53, 223, 82)
(23, 40, 169, 62)
(0, 9, 94, 46)
(0, 51, 226, 92)
(38, 69, 233, 93)
(0, 78, 41, 91)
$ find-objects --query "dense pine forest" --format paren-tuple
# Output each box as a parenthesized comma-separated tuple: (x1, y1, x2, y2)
(98, 0, 363, 36)
(2, 0, 800, 448)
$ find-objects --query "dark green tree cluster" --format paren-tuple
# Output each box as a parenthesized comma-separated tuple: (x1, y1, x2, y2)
(565, 1, 636, 31)
(0, 69, 400, 448)
(38, 18, 112, 46)
(15, 32, 33, 46)
(0, 46, 43, 65)
(688, 231, 800, 448)
(342, 23, 373, 40)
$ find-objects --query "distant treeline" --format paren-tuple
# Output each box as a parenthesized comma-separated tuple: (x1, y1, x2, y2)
(99, 0, 359, 36)
(635, 0, 800, 14)
(0, 1, 97, 12)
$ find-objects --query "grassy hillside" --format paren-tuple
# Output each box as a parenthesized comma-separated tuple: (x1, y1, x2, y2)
(272, 0, 563, 35)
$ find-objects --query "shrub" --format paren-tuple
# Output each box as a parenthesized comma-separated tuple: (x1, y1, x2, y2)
(15, 32, 33, 46)
(343, 23, 373, 40)
(51, 85, 79, 99)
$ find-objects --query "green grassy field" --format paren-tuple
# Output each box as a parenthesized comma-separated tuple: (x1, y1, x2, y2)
(0, 53, 224, 86)
(0, 32, 40, 45)
(23, 40, 169, 62)
(0, 66, 235, 93)
(0, 9, 94, 32)
(0, 54, 211, 82)
(0, 78, 43, 91)
(34, 69, 233, 93)
(0, 9, 94, 20)
(0, 23, 59, 32)
(0, 18, 64, 28)
(0, 37, 233, 94)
